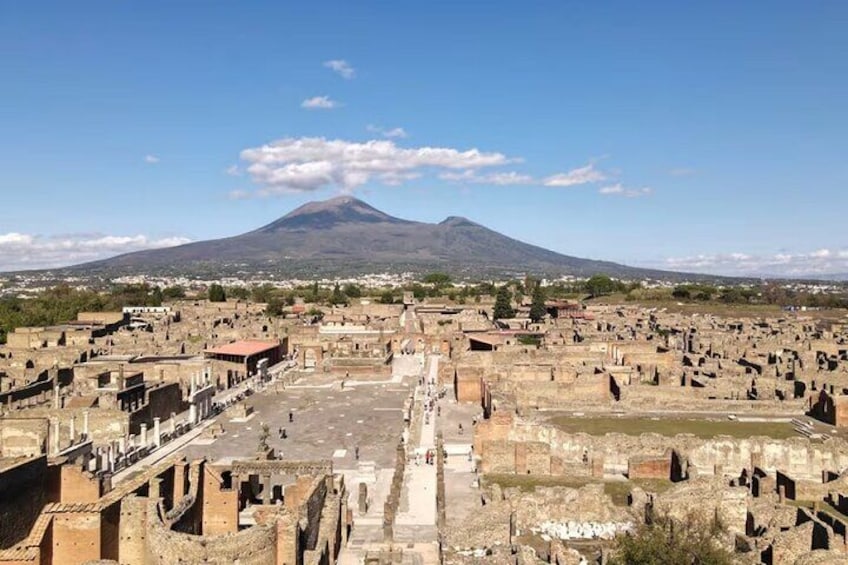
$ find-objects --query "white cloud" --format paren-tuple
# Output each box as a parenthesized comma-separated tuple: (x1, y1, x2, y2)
(225, 164, 241, 176)
(237, 137, 644, 196)
(239, 137, 513, 194)
(543, 164, 606, 187)
(323, 59, 355, 79)
(0, 232, 191, 271)
(144, 154, 160, 164)
(301, 96, 340, 110)
(383, 127, 407, 139)
(366, 125, 408, 139)
(653, 248, 848, 277)
(439, 170, 534, 186)
(598, 183, 653, 197)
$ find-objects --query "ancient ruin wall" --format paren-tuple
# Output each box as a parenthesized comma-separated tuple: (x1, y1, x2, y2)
(484, 419, 848, 479)
(0, 457, 47, 549)
(145, 501, 277, 565)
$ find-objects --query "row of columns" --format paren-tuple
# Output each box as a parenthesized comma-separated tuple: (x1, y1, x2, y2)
(85, 415, 168, 473)
(49, 410, 91, 455)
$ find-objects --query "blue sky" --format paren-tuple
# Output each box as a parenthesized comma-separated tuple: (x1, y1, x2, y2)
(1, 1, 846, 275)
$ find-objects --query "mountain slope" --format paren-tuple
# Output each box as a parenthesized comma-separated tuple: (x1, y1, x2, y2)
(71, 196, 688, 279)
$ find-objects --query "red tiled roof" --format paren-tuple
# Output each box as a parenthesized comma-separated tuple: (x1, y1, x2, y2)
(205, 340, 280, 357)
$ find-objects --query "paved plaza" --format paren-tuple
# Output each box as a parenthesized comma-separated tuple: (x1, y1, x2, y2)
(180, 377, 414, 469)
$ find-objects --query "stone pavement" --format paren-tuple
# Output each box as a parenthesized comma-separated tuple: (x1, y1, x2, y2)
(339, 354, 441, 564)
(179, 378, 411, 468)
(397, 355, 438, 528)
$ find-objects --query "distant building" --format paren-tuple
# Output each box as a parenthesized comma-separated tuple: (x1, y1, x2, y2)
(204, 339, 286, 387)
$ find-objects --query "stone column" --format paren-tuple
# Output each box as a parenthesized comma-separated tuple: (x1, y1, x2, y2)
(170, 413, 177, 435)
(189, 404, 198, 425)
(118, 436, 126, 455)
(69, 416, 76, 443)
(53, 384, 60, 409)
(153, 417, 161, 448)
(107, 443, 115, 473)
(82, 410, 90, 438)
(262, 474, 272, 505)
(51, 419, 61, 455)
(140, 423, 148, 447)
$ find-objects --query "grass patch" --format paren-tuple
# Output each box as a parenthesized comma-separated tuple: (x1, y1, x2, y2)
(483, 474, 592, 492)
(549, 416, 796, 439)
(786, 499, 848, 523)
(483, 474, 674, 506)
(606, 479, 674, 505)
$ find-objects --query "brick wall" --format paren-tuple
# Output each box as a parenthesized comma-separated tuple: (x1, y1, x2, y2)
(59, 466, 100, 503)
(628, 456, 671, 480)
(201, 466, 238, 535)
(455, 374, 482, 403)
(117, 495, 147, 565)
(52, 511, 100, 565)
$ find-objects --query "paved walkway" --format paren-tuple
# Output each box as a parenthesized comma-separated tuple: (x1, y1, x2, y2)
(397, 355, 438, 529)
(339, 352, 441, 563)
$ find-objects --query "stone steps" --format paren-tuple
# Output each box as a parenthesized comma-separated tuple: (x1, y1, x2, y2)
(391, 525, 438, 544)
(792, 418, 814, 437)
(349, 460, 378, 484)
(347, 524, 384, 546)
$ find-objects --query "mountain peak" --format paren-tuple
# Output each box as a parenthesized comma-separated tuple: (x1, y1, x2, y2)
(256, 196, 410, 231)
(439, 215, 479, 228)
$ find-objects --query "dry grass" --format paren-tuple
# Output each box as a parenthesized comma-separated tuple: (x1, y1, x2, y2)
(548, 416, 796, 439)
(482, 474, 674, 506)
(586, 294, 846, 321)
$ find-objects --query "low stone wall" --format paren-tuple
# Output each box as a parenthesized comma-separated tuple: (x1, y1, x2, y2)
(146, 501, 277, 565)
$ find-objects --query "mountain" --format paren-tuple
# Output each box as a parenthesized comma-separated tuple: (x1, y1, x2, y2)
(68, 196, 701, 280)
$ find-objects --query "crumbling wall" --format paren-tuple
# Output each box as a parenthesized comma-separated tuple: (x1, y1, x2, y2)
(145, 501, 277, 565)
(0, 418, 47, 457)
(0, 456, 47, 549)
(496, 421, 848, 480)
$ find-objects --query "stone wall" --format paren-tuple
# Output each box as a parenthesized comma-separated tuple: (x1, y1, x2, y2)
(478, 417, 848, 480)
(0, 418, 47, 457)
(146, 501, 278, 565)
(201, 466, 238, 535)
(0, 457, 47, 549)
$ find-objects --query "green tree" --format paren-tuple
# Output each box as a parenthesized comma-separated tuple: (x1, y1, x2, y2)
(162, 285, 186, 300)
(251, 283, 275, 303)
(343, 284, 362, 298)
(423, 272, 452, 286)
(493, 285, 515, 320)
(410, 283, 427, 300)
(227, 286, 250, 300)
(208, 284, 226, 303)
(672, 286, 692, 300)
(330, 283, 348, 306)
(529, 284, 546, 323)
(379, 290, 395, 304)
(610, 513, 733, 565)
(266, 298, 285, 316)
(585, 274, 616, 298)
(306, 306, 325, 321)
